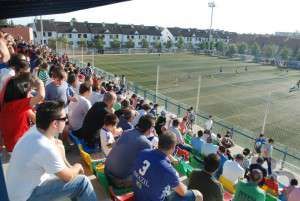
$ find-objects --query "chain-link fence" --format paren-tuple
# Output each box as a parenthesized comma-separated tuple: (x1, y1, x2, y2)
(69, 57, 300, 175)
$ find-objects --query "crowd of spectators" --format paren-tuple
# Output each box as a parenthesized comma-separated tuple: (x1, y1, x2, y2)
(0, 30, 299, 201)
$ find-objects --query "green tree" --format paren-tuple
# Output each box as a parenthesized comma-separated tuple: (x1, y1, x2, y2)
(126, 39, 135, 48)
(0, 19, 8, 26)
(280, 47, 291, 60)
(263, 44, 278, 58)
(296, 49, 300, 61)
(95, 36, 105, 50)
(165, 39, 173, 49)
(48, 38, 57, 49)
(226, 44, 237, 57)
(87, 41, 94, 48)
(216, 41, 225, 54)
(77, 38, 87, 48)
(141, 38, 149, 48)
(198, 42, 208, 50)
(110, 38, 121, 49)
(176, 36, 185, 49)
(57, 36, 69, 49)
(250, 42, 261, 57)
(155, 40, 162, 50)
(237, 42, 248, 54)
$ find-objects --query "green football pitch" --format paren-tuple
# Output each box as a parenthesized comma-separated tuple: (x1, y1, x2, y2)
(80, 53, 300, 152)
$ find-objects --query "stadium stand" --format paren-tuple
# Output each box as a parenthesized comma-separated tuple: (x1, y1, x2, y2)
(0, 3, 299, 200)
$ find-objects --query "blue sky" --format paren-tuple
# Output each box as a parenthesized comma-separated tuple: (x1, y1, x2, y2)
(11, 0, 300, 34)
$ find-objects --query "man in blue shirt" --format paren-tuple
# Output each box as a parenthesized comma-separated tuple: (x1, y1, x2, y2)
(105, 115, 154, 188)
(117, 108, 134, 131)
(191, 130, 205, 154)
(132, 131, 203, 201)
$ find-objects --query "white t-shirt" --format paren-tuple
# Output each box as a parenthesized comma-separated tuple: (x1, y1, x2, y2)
(89, 91, 104, 105)
(204, 119, 213, 130)
(222, 160, 245, 184)
(201, 142, 218, 156)
(6, 126, 66, 201)
(168, 126, 184, 144)
(132, 109, 147, 126)
(0, 68, 15, 92)
(69, 95, 92, 131)
(100, 128, 115, 156)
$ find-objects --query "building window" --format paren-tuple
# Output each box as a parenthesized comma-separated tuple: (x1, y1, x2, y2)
(138, 42, 142, 45)
(115, 34, 119, 39)
(69, 41, 73, 45)
(157, 36, 160, 40)
(127, 35, 130, 39)
(44, 40, 47, 44)
(131, 35, 134, 39)
(43, 32, 45, 37)
(83, 34, 87, 38)
(175, 37, 178, 41)
(153, 36, 156, 40)
(69, 34, 72, 38)
(78, 34, 81, 38)
(48, 32, 52, 37)
(62, 34, 66, 37)
(139, 35, 141, 39)
(33, 31, 37, 38)
(110, 34, 113, 39)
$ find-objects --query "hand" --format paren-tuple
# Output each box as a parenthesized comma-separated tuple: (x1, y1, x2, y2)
(74, 163, 84, 174)
(70, 96, 78, 102)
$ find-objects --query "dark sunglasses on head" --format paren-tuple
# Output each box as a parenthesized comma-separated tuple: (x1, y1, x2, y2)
(54, 116, 68, 122)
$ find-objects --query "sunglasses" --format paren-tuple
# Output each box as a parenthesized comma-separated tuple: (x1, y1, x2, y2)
(55, 116, 68, 122)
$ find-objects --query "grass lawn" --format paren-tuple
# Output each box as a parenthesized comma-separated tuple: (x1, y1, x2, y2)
(79, 53, 300, 153)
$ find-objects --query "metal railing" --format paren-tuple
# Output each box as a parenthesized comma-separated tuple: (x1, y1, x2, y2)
(70, 58, 300, 175)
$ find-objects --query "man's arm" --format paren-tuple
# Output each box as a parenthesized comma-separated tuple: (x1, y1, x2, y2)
(174, 182, 188, 196)
(30, 78, 45, 106)
(55, 163, 84, 182)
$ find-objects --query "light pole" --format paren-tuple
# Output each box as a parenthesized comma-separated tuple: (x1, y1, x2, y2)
(208, 1, 216, 52)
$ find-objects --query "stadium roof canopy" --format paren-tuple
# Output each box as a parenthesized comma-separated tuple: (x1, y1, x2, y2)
(0, 0, 130, 19)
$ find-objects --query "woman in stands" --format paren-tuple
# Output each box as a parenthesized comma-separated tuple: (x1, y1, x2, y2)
(0, 72, 44, 152)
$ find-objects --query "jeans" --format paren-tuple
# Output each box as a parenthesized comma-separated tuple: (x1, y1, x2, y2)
(166, 190, 195, 201)
(27, 175, 98, 201)
(263, 157, 272, 175)
(104, 167, 133, 188)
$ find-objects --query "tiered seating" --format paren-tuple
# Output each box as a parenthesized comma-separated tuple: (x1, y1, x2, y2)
(69, 132, 135, 201)
(219, 175, 236, 194)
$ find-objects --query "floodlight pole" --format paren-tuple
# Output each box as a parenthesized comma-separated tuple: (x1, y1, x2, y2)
(40, 16, 44, 46)
(261, 92, 272, 134)
(208, 1, 216, 52)
(81, 45, 83, 66)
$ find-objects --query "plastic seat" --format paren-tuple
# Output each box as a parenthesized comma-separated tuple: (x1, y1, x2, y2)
(265, 193, 280, 201)
(223, 191, 233, 201)
(94, 170, 134, 201)
(109, 187, 135, 201)
(176, 147, 189, 161)
(174, 160, 193, 176)
(185, 134, 192, 145)
(219, 175, 235, 194)
(79, 145, 104, 172)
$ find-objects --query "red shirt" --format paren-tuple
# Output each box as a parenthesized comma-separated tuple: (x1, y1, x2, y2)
(0, 98, 32, 152)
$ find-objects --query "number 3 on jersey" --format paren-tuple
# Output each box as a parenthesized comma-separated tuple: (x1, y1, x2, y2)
(139, 160, 151, 176)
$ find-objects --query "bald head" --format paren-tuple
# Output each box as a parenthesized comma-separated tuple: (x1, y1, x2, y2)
(103, 91, 117, 108)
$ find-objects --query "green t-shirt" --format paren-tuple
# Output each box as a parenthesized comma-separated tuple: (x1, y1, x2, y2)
(233, 181, 266, 201)
(113, 102, 122, 111)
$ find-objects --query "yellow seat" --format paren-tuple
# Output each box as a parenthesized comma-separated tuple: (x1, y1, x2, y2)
(79, 145, 93, 172)
(219, 175, 236, 194)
